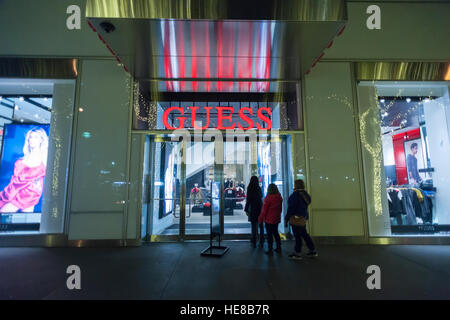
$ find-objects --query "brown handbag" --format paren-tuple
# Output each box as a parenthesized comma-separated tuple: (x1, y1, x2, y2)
(289, 215, 307, 226)
(289, 190, 309, 227)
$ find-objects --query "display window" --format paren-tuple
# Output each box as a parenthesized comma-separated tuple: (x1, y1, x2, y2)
(359, 82, 450, 236)
(0, 78, 75, 234)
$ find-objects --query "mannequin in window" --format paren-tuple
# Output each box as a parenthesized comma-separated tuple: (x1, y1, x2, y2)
(190, 183, 203, 205)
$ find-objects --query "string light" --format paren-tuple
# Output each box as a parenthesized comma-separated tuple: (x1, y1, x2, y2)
(360, 83, 448, 220)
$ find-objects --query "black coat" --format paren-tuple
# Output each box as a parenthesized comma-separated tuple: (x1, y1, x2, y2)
(244, 187, 263, 223)
(285, 190, 311, 222)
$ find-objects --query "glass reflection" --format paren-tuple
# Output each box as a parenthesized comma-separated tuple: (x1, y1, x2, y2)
(359, 81, 450, 236)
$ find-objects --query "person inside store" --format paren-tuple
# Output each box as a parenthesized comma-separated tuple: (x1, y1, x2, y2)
(285, 179, 318, 260)
(406, 143, 422, 185)
(244, 176, 264, 248)
(190, 183, 203, 205)
(258, 183, 283, 254)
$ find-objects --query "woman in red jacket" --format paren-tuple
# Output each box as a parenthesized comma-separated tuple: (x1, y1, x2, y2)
(258, 184, 283, 254)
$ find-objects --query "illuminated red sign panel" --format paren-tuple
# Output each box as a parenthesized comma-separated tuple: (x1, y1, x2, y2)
(163, 106, 272, 130)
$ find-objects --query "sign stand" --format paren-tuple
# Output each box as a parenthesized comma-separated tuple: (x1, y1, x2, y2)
(200, 232, 229, 257)
(201, 183, 229, 257)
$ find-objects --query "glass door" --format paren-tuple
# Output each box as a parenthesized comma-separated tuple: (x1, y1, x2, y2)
(143, 135, 223, 240)
(222, 139, 256, 235)
(184, 139, 218, 236)
(143, 136, 183, 241)
(221, 136, 291, 236)
(143, 134, 292, 241)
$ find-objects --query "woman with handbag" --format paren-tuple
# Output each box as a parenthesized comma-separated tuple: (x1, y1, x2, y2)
(284, 179, 318, 260)
(244, 176, 264, 248)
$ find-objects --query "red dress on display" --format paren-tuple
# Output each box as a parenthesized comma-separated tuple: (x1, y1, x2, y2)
(0, 159, 46, 211)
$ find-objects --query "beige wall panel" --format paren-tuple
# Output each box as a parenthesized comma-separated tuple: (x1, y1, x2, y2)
(68, 213, 123, 240)
(305, 62, 362, 209)
(312, 210, 364, 236)
(0, 0, 108, 57)
(326, 2, 450, 60)
(304, 62, 365, 236)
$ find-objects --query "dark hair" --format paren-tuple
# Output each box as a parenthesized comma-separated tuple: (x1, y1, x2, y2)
(294, 179, 305, 190)
(247, 176, 262, 197)
(411, 143, 418, 150)
(267, 183, 280, 195)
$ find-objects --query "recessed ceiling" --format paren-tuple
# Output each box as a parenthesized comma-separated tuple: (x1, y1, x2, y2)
(86, 0, 347, 86)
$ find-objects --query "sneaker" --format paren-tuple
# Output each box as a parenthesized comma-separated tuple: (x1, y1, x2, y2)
(274, 247, 282, 253)
(288, 253, 302, 260)
(306, 251, 318, 258)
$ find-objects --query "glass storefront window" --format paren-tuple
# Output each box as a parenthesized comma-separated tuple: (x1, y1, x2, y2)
(140, 132, 295, 239)
(0, 78, 75, 234)
(358, 82, 450, 236)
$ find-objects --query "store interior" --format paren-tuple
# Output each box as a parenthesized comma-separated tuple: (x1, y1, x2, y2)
(142, 133, 290, 238)
(377, 83, 450, 234)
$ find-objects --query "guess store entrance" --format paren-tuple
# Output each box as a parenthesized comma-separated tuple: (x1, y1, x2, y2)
(135, 81, 301, 241)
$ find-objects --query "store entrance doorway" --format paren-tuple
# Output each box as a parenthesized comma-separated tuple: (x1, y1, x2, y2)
(141, 134, 292, 242)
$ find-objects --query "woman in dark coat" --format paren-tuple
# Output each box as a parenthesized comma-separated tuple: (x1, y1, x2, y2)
(284, 179, 317, 260)
(244, 176, 264, 248)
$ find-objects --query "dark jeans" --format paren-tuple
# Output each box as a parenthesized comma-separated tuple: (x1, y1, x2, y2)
(251, 222, 265, 244)
(291, 225, 315, 253)
(265, 223, 281, 249)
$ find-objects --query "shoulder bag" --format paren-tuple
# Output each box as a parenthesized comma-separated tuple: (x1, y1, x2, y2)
(289, 191, 309, 227)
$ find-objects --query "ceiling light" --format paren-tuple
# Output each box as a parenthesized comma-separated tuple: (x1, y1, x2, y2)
(424, 98, 430, 103)
(14, 105, 19, 110)
(20, 119, 24, 123)
(406, 98, 411, 103)
(0, 96, 2, 101)
(34, 114, 39, 118)
(19, 97, 24, 101)
(380, 99, 385, 103)
(44, 97, 48, 101)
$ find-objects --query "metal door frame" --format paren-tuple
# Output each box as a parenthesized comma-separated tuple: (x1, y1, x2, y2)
(142, 132, 292, 242)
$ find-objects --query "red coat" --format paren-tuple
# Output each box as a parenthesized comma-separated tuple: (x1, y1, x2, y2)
(258, 193, 283, 224)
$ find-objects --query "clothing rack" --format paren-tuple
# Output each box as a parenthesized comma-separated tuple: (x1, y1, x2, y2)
(387, 185, 434, 226)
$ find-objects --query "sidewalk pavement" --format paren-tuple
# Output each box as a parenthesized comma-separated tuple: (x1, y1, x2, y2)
(0, 241, 449, 299)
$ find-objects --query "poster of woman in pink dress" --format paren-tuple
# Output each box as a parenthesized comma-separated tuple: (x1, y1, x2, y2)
(0, 125, 49, 213)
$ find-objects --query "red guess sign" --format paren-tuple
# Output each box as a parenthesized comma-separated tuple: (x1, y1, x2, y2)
(163, 106, 272, 130)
